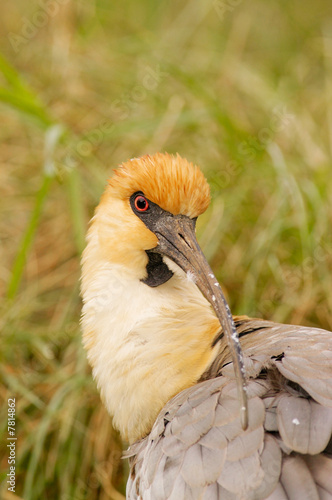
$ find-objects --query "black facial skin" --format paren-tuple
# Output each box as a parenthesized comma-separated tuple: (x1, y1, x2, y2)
(142, 251, 174, 287)
(130, 190, 194, 235)
(130, 192, 175, 287)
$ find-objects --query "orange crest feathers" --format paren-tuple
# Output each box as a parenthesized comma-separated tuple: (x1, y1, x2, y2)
(106, 153, 211, 218)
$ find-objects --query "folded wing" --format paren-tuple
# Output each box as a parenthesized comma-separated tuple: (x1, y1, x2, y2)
(126, 318, 332, 500)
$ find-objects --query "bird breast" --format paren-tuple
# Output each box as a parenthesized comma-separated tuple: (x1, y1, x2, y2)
(81, 251, 222, 443)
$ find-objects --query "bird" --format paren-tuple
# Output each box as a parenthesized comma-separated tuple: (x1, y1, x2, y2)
(80, 152, 332, 500)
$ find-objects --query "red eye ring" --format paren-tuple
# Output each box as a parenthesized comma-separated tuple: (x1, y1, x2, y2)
(134, 195, 149, 212)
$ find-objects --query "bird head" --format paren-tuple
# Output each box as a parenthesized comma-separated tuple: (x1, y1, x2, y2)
(81, 153, 246, 443)
(89, 153, 210, 276)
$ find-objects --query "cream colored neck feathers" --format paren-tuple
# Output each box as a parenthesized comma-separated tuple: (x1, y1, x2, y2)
(81, 224, 220, 443)
(80, 153, 221, 443)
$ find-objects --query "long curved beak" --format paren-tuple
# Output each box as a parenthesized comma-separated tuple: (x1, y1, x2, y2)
(151, 213, 248, 430)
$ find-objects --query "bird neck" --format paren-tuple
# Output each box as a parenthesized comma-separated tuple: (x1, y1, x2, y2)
(81, 240, 222, 443)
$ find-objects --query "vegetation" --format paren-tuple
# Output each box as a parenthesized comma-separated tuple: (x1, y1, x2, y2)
(1, 0, 332, 498)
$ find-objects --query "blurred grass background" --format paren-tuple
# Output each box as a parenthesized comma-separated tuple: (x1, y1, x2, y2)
(1, 0, 332, 498)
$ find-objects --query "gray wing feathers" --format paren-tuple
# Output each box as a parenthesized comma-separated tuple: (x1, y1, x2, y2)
(127, 321, 332, 499)
(277, 396, 332, 455)
(279, 456, 320, 500)
(128, 380, 282, 499)
(304, 455, 332, 497)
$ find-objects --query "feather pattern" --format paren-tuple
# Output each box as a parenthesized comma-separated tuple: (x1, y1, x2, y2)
(126, 317, 332, 500)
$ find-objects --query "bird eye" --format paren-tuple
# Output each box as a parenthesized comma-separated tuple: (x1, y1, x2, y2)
(134, 195, 149, 212)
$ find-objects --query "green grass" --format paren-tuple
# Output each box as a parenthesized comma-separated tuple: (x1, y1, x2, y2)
(1, 0, 332, 498)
